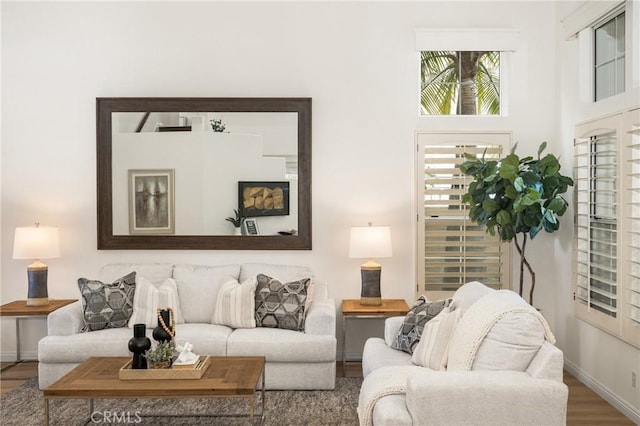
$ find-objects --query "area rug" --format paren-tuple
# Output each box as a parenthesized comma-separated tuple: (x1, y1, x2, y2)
(0, 377, 362, 425)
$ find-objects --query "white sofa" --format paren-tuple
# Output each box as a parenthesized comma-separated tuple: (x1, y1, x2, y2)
(38, 263, 336, 390)
(358, 282, 569, 426)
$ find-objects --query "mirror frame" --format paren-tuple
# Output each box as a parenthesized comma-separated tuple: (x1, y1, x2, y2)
(96, 97, 312, 250)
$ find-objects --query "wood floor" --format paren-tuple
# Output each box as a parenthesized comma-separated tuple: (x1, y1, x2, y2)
(1, 361, 634, 424)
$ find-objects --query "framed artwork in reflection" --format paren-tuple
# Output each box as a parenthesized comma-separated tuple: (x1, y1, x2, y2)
(128, 169, 175, 234)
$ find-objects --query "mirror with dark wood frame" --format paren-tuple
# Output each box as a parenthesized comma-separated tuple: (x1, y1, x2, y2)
(96, 97, 311, 250)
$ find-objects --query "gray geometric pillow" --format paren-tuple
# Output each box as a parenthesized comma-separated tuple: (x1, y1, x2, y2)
(254, 273, 310, 332)
(392, 296, 452, 354)
(78, 272, 136, 332)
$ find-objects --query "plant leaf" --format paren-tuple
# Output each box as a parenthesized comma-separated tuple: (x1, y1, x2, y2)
(499, 154, 520, 180)
(537, 141, 547, 158)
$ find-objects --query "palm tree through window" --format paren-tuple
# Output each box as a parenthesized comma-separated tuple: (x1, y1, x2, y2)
(420, 51, 500, 116)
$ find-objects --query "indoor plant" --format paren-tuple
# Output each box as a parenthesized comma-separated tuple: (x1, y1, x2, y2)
(210, 118, 226, 132)
(460, 142, 574, 305)
(225, 208, 243, 235)
(143, 341, 175, 369)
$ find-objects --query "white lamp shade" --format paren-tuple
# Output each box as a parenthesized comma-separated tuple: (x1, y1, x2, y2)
(13, 226, 60, 260)
(349, 226, 392, 259)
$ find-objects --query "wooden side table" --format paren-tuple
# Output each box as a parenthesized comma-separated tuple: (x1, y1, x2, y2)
(341, 299, 410, 372)
(0, 299, 77, 368)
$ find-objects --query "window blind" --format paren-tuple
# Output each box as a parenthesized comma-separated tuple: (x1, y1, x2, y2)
(419, 142, 507, 292)
(625, 120, 640, 327)
(574, 110, 640, 348)
(574, 128, 618, 319)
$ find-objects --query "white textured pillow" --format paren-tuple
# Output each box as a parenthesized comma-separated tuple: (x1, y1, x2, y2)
(411, 305, 459, 370)
(472, 311, 546, 371)
(128, 276, 184, 328)
(212, 278, 257, 328)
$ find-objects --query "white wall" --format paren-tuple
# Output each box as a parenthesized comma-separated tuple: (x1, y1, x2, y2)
(2, 0, 572, 385)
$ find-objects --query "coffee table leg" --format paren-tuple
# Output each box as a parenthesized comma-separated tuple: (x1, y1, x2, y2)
(261, 367, 266, 425)
(44, 397, 49, 426)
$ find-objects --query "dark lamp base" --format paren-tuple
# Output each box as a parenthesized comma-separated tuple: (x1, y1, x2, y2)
(360, 266, 382, 306)
(27, 265, 49, 306)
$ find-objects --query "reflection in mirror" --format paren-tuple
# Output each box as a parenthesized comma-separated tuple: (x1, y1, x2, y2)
(112, 112, 298, 236)
(97, 98, 311, 250)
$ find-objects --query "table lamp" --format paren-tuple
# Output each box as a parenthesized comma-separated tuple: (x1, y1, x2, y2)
(349, 223, 392, 306)
(13, 223, 60, 306)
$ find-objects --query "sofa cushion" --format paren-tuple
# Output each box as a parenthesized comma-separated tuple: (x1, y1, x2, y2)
(240, 263, 314, 283)
(472, 311, 546, 372)
(128, 277, 184, 328)
(212, 278, 257, 328)
(39, 327, 142, 362)
(411, 304, 459, 370)
(78, 272, 136, 332)
(99, 264, 173, 286)
(453, 281, 495, 317)
(362, 337, 414, 378)
(174, 323, 231, 356)
(392, 297, 451, 354)
(172, 264, 241, 323)
(227, 327, 335, 362)
(255, 274, 311, 331)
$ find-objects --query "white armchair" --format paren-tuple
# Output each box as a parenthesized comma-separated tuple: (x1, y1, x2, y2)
(358, 283, 568, 426)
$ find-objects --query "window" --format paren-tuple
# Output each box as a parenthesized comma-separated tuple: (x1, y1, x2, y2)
(416, 132, 511, 298)
(594, 12, 625, 101)
(420, 51, 500, 115)
(574, 109, 640, 348)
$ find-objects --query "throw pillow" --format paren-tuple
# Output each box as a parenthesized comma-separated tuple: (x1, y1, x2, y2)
(78, 272, 136, 332)
(472, 311, 546, 372)
(212, 278, 258, 328)
(411, 304, 459, 370)
(254, 273, 310, 332)
(127, 276, 184, 328)
(392, 297, 452, 354)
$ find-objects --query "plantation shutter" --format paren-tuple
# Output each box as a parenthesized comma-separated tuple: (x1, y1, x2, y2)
(416, 132, 511, 297)
(622, 108, 640, 345)
(574, 115, 620, 334)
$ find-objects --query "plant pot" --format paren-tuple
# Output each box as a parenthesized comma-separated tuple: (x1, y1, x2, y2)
(148, 360, 172, 369)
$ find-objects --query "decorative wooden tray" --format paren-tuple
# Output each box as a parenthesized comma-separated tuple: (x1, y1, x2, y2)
(119, 356, 210, 380)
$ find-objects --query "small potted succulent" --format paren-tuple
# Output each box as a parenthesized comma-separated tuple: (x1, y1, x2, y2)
(210, 118, 226, 132)
(143, 341, 175, 369)
(226, 208, 243, 235)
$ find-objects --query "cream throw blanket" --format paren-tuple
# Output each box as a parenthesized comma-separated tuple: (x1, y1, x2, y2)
(447, 289, 555, 371)
(357, 366, 419, 426)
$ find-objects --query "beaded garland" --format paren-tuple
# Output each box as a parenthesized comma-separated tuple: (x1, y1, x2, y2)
(156, 307, 176, 338)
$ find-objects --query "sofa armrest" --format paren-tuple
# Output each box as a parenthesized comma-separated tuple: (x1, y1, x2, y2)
(47, 301, 84, 336)
(406, 370, 568, 425)
(384, 316, 405, 346)
(305, 298, 336, 336)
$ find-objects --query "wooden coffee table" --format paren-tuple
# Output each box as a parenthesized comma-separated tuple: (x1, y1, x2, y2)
(43, 356, 266, 425)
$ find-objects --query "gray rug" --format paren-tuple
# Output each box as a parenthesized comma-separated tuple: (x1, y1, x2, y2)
(0, 377, 362, 425)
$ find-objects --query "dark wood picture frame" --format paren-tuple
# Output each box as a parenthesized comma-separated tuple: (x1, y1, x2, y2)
(238, 181, 290, 218)
(96, 97, 312, 250)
